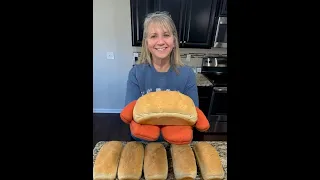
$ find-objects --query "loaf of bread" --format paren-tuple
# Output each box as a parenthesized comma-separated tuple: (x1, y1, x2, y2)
(143, 143, 168, 180)
(133, 91, 197, 126)
(117, 142, 144, 180)
(93, 141, 123, 180)
(170, 144, 197, 180)
(193, 142, 224, 180)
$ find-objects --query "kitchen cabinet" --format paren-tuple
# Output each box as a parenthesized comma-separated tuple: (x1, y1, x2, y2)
(219, 0, 227, 16)
(130, 0, 156, 46)
(153, 0, 185, 47)
(180, 0, 218, 48)
(130, 0, 222, 49)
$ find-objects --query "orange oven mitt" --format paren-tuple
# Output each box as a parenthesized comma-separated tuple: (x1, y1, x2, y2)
(161, 107, 210, 144)
(120, 100, 161, 141)
(120, 91, 210, 145)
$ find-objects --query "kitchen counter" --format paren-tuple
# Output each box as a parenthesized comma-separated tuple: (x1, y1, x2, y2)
(196, 73, 213, 86)
(93, 141, 227, 180)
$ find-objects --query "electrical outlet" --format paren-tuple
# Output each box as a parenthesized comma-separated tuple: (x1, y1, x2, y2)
(107, 52, 114, 59)
(186, 54, 191, 62)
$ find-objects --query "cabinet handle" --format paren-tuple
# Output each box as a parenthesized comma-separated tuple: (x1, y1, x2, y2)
(214, 17, 227, 48)
(213, 87, 227, 92)
(180, 41, 182, 43)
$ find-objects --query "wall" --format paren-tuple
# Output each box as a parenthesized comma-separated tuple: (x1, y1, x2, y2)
(93, 0, 133, 112)
(93, 0, 227, 113)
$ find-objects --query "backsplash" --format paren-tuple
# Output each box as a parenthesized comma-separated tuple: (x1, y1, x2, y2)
(132, 47, 227, 68)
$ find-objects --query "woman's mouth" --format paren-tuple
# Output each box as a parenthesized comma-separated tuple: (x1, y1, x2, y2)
(155, 47, 167, 51)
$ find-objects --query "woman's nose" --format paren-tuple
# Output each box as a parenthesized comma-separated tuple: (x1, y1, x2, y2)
(156, 36, 165, 45)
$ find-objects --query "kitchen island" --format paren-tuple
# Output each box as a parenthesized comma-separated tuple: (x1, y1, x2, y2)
(93, 141, 227, 180)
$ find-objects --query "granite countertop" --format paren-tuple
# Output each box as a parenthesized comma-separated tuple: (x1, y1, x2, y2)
(196, 73, 213, 86)
(93, 141, 227, 180)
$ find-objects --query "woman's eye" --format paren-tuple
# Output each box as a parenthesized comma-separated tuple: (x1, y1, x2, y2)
(150, 35, 156, 38)
(164, 34, 170, 37)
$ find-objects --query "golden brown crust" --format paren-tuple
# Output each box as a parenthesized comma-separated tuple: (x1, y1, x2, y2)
(93, 141, 123, 180)
(133, 91, 197, 125)
(117, 142, 144, 180)
(143, 143, 168, 180)
(139, 116, 195, 126)
(193, 142, 224, 180)
(170, 144, 197, 180)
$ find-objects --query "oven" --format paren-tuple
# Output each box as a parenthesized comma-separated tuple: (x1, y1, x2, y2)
(201, 55, 227, 133)
(213, 16, 227, 48)
(207, 85, 227, 133)
(210, 86, 227, 115)
(204, 78, 228, 134)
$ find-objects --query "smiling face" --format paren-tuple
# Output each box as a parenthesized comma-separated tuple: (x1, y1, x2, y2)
(146, 22, 175, 61)
(139, 12, 183, 68)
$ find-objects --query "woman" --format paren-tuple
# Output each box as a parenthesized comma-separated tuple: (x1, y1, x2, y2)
(124, 11, 199, 142)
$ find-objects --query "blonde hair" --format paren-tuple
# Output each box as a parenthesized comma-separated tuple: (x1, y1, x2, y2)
(138, 11, 184, 74)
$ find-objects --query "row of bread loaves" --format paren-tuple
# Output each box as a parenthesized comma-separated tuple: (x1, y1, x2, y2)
(93, 141, 224, 180)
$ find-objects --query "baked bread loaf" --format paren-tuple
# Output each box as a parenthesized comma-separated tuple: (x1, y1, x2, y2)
(143, 143, 168, 180)
(193, 142, 224, 180)
(93, 141, 123, 180)
(133, 91, 197, 126)
(170, 144, 197, 180)
(117, 142, 144, 180)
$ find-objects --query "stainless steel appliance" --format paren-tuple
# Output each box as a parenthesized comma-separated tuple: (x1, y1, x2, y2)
(201, 55, 227, 133)
(202, 56, 227, 67)
(213, 16, 227, 48)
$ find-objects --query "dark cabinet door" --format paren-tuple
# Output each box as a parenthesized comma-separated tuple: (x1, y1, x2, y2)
(154, 0, 186, 47)
(130, 0, 155, 46)
(182, 0, 218, 48)
(130, 0, 222, 48)
(219, 0, 227, 16)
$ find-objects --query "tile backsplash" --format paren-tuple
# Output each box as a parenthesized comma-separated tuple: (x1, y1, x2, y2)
(132, 47, 227, 68)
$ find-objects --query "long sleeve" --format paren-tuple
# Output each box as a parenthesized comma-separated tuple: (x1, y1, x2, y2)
(124, 67, 141, 106)
(183, 68, 199, 107)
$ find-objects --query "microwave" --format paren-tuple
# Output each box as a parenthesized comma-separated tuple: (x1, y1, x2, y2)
(213, 17, 227, 48)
